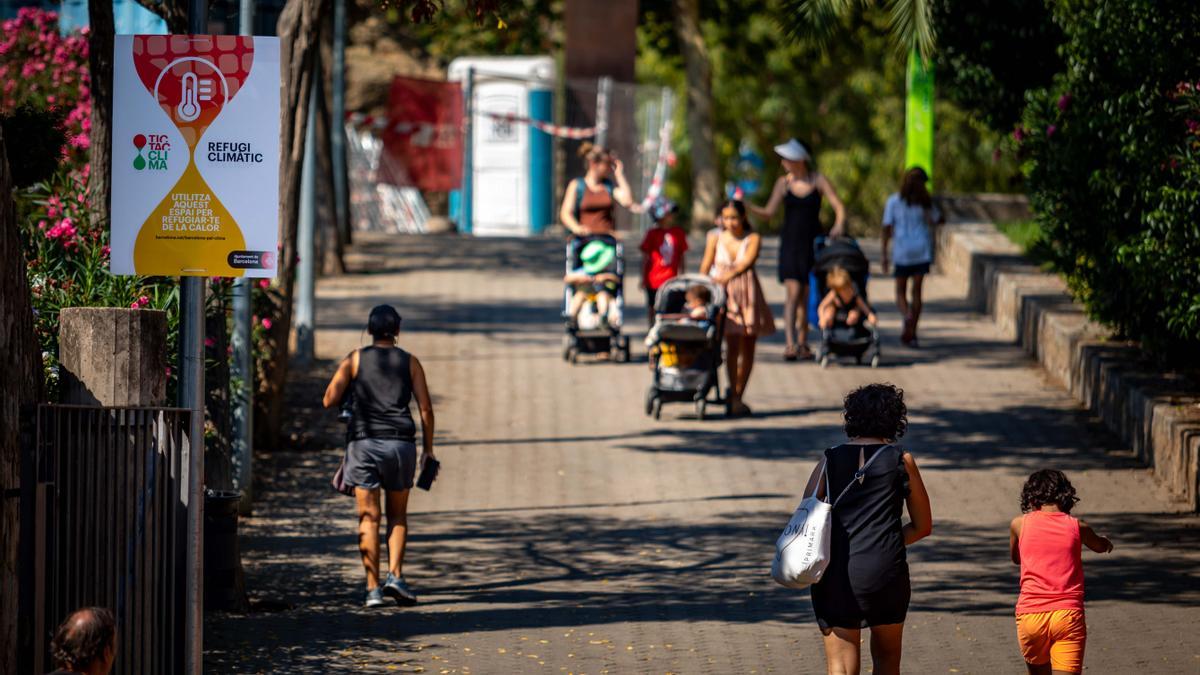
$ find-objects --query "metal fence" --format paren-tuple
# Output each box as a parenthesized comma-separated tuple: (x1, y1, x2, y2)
(19, 405, 196, 675)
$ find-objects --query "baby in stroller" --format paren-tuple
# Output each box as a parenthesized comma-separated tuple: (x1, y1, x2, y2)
(644, 275, 726, 420)
(565, 236, 622, 329)
(645, 284, 711, 353)
(563, 235, 631, 362)
(818, 267, 877, 331)
(813, 237, 881, 368)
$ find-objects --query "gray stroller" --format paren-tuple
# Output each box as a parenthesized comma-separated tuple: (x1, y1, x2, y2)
(644, 274, 726, 420)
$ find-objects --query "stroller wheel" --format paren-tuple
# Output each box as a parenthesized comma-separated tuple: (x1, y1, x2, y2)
(820, 354, 830, 369)
(645, 387, 657, 416)
(651, 397, 662, 420)
(855, 355, 863, 365)
(695, 399, 707, 421)
(570, 350, 580, 365)
(870, 354, 881, 369)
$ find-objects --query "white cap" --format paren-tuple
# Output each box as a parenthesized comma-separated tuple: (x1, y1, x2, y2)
(773, 138, 811, 162)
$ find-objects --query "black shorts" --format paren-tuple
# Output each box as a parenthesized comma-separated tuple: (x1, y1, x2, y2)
(811, 561, 911, 630)
(344, 438, 417, 491)
(893, 262, 931, 278)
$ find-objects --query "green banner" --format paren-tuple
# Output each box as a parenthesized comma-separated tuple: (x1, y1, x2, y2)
(905, 48, 934, 184)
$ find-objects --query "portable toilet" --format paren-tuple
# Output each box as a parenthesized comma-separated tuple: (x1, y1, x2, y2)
(448, 56, 555, 237)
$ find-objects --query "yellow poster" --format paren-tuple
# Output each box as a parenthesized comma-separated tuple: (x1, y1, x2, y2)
(110, 35, 280, 277)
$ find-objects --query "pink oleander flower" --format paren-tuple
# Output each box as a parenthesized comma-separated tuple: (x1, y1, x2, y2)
(204, 337, 216, 348)
(1186, 119, 1199, 134)
(257, 279, 269, 289)
(100, 245, 110, 257)
(1046, 124, 1058, 138)
(1012, 127, 1026, 143)
(261, 317, 273, 330)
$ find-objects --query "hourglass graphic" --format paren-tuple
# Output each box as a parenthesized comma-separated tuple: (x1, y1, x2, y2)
(130, 35, 256, 275)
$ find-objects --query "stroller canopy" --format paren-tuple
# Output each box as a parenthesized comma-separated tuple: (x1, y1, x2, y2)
(654, 274, 727, 315)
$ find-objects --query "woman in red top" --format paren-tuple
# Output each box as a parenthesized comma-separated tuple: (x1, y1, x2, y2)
(639, 197, 688, 326)
(1009, 470, 1113, 675)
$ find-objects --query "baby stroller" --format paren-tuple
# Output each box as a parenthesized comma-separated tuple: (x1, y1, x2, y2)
(813, 237, 881, 369)
(562, 234, 632, 363)
(644, 274, 726, 420)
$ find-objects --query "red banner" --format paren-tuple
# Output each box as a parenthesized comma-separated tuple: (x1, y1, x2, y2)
(380, 76, 463, 191)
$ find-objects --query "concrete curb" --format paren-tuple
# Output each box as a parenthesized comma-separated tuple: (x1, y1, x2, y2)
(935, 220, 1200, 511)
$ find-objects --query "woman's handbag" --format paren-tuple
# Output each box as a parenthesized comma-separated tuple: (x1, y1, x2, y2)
(771, 446, 888, 589)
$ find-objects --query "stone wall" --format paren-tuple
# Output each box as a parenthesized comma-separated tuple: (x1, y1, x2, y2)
(935, 216, 1200, 511)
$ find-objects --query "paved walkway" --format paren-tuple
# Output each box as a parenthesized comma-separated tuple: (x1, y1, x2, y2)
(205, 232, 1200, 674)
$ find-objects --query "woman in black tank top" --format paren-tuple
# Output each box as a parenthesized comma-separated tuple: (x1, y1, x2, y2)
(798, 384, 932, 675)
(749, 139, 847, 361)
(323, 304, 436, 607)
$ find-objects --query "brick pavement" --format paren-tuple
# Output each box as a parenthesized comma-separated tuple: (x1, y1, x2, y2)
(204, 233, 1200, 674)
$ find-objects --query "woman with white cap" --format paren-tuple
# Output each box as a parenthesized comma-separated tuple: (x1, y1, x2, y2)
(749, 139, 846, 361)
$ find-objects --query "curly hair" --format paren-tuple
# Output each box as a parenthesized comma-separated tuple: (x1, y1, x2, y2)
(51, 607, 116, 671)
(1020, 469, 1080, 513)
(842, 383, 907, 440)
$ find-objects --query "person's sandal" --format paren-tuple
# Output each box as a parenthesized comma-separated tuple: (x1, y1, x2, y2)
(783, 345, 798, 361)
(797, 345, 814, 361)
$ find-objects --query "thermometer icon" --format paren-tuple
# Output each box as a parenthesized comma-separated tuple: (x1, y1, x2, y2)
(177, 72, 202, 122)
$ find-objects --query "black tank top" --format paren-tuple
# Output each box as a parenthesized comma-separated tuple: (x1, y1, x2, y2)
(350, 346, 417, 441)
(782, 180, 822, 248)
(825, 444, 909, 592)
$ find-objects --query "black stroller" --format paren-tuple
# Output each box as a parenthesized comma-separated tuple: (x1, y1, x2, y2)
(813, 237, 881, 369)
(562, 234, 632, 363)
(644, 274, 726, 420)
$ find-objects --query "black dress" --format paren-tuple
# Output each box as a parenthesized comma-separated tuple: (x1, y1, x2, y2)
(778, 178, 823, 283)
(810, 444, 911, 630)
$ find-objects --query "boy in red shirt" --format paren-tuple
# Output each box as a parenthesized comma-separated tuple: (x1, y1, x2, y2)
(639, 198, 689, 327)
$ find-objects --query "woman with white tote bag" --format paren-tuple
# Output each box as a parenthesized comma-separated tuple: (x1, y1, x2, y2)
(791, 384, 932, 675)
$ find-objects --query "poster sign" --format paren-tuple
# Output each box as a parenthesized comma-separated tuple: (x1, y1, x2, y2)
(905, 48, 934, 184)
(380, 75, 463, 192)
(110, 34, 281, 277)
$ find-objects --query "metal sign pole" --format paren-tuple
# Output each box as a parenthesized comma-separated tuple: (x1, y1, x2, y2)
(294, 71, 319, 364)
(461, 67, 475, 234)
(182, 5, 208, 674)
(231, 0, 256, 514)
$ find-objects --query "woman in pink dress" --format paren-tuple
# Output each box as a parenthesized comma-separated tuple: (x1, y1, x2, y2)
(700, 199, 776, 417)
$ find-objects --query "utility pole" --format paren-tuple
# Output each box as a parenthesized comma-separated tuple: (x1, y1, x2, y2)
(230, 0, 255, 515)
(182, 6, 207, 675)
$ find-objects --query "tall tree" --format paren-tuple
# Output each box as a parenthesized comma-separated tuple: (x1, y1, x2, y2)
(780, 0, 935, 57)
(673, 0, 719, 229)
(0, 126, 47, 675)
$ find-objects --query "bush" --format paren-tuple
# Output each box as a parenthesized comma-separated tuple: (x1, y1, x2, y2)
(1019, 0, 1200, 365)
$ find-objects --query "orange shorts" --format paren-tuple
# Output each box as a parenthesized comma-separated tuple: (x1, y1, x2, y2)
(1015, 609, 1086, 673)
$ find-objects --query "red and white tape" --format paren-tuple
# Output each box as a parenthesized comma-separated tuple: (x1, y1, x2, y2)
(481, 112, 597, 139)
(638, 116, 674, 209)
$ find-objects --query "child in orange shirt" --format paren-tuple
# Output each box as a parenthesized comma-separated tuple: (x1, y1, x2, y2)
(1009, 470, 1113, 675)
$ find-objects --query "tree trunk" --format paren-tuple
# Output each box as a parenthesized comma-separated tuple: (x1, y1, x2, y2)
(87, 0, 115, 229)
(673, 0, 720, 230)
(0, 127, 46, 675)
(259, 0, 327, 448)
(133, 0, 188, 34)
(317, 17, 346, 277)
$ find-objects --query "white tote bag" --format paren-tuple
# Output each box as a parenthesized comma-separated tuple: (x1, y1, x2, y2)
(771, 447, 888, 589)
